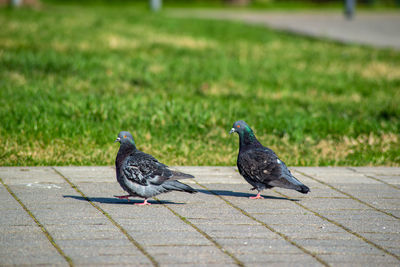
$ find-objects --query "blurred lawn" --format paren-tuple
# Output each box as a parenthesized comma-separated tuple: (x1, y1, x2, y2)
(0, 3, 399, 166)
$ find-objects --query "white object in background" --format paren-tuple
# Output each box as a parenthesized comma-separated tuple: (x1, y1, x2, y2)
(11, 0, 23, 7)
(150, 0, 162, 11)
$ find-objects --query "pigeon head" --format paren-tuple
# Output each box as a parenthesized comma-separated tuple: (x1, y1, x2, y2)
(229, 120, 253, 135)
(115, 131, 136, 147)
(230, 120, 260, 148)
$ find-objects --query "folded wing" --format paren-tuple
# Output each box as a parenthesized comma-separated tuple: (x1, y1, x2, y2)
(239, 148, 308, 192)
(123, 151, 194, 186)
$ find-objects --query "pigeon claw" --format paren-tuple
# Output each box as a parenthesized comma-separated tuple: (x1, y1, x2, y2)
(249, 193, 264, 199)
(135, 199, 151, 206)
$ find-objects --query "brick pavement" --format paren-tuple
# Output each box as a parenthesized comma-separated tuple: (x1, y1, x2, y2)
(0, 166, 399, 266)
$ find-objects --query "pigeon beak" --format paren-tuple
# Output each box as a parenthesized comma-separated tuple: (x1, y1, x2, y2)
(114, 137, 121, 143)
(229, 128, 235, 134)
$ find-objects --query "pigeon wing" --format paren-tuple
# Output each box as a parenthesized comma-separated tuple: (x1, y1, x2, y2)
(238, 148, 282, 185)
(239, 148, 306, 191)
(123, 151, 192, 186)
(122, 151, 171, 186)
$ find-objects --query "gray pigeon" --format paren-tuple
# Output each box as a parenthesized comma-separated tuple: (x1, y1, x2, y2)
(230, 120, 309, 199)
(114, 131, 197, 205)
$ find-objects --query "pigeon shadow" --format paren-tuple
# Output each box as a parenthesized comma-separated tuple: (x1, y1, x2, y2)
(197, 189, 299, 201)
(63, 195, 184, 205)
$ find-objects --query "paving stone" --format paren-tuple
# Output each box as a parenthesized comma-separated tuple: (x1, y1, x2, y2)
(235, 253, 319, 265)
(54, 166, 115, 183)
(335, 184, 400, 199)
(325, 217, 400, 234)
(0, 208, 36, 226)
(293, 238, 382, 254)
(0, 231, 57, 249)
(0, 167, 65, 185)
(351, 167, 400, 176)
(172, 166, 246, 184)
(362, 232, 400, 242)
(3, 180, 151, 266)
(269, 223, 345, 236)
(219, 238, 299, 254)
(131, 230, 211, 246)
(61, 245, 143, 257)
(372, 240, 400, 252)
(320, 253, 399, 265)
(384, 209, 400, 217)
(274, 186, 346, 199)
(72, 181, 235, 265)
(216, 236, 285, 246)
(370, 175, 400, 187)
(7, 184, 73, 205)
(323, 210, 398, 223)
(149, 245, 235, 264)
(250, 212, 329, 225)
(315, 184, 400, 214)
(160, 183, 323, 264)
(297, 198, 369, 211)
(209, 182, 400, 266)
(0, 251, 68, 266)
(293, 167, 381, 185)
(198, 224, 277, 239)
(188, 217, 259, 226)
(0, 183, 68, 266)
(277, 230, 352, 241)
(159, 263, 237, 267)
(45, 224, 122, 240)
(57, 239, 133, 248)
(72, 255, 151, 265)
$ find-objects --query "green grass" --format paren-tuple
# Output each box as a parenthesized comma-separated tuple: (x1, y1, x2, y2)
(0, 3, 399, 166)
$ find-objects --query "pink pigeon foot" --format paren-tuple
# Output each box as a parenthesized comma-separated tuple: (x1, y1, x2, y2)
(114, 195, 132, 201)
(135, 199, 151, 206)
(249, 193, 264, 199)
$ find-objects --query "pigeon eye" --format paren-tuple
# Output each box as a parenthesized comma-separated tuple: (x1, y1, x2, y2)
(237, 125, 241, 128)
(123, 135, 127, 138)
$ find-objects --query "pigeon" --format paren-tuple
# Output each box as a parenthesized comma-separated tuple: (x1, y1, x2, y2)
(114, 131, 197, 205)
(230, 120, 310, 199)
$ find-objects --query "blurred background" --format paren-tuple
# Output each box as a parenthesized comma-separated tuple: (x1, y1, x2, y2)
(3, 0, 399, 9)
(0, 0, 399, 166)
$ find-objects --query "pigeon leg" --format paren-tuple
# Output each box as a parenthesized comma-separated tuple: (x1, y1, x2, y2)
(135, 199, 151, 206)
(114, 195, 132, 201)
(249, 192, 264, 199)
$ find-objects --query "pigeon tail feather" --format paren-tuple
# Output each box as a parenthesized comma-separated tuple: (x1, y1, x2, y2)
(171, 171, 195, 179)
(297, 184, 310, 194)
(163, 180, 197, 194)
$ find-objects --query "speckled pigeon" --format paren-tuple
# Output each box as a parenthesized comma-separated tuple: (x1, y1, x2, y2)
(230, 121, 309, 199)
(114, 131, 197, 205)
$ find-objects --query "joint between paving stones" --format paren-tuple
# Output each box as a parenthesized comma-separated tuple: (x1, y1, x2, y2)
(294, 170, 399, 220)
(272, 189, 400, 261)
(52, 167, 159, 267)
(281, 174, 400, 261)
(0, 177, 74, 267)
(347, 167, 400, 191)
(153, 197, 245, 267)
(194, 181, 330, 267)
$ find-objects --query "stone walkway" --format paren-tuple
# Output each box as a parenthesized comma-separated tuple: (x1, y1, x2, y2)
(169, 9, 400, 49)
(0, 166, 399, 266)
